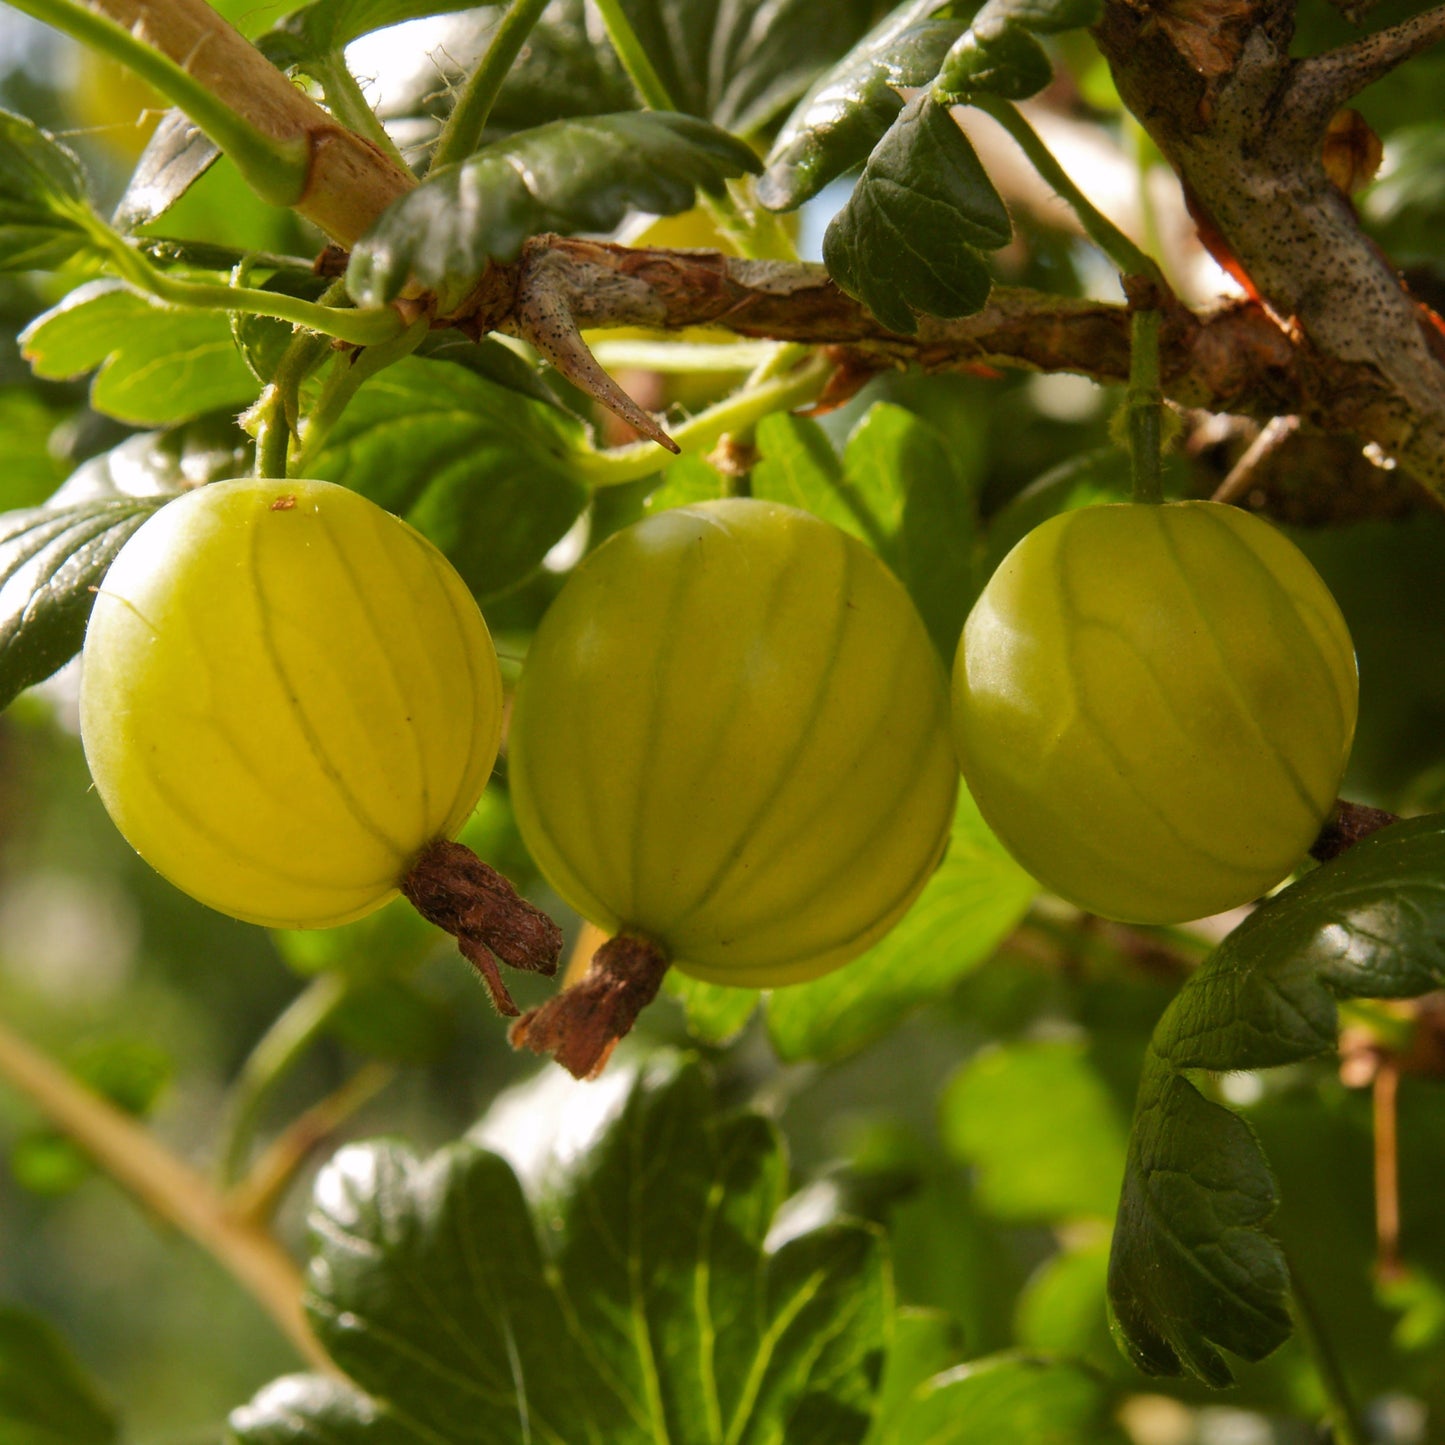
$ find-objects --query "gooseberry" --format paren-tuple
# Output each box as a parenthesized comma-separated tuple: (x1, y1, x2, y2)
(507, 498, 960, 1076)
(80, 477, 504, 932)
(951, 500, 1358, 925)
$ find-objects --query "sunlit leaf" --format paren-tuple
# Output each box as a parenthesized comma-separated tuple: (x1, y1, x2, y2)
(230, 1058, 889, 1444)
(347, 112, 760, 310)
(823, 94, 1009, 335)
(0, 109, 98, 271)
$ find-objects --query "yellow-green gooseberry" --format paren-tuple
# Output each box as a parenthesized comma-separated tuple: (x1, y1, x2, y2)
(80, 477, 503, 930)
(506, 498, 960, 1076)
(951, 500, 1359, 925)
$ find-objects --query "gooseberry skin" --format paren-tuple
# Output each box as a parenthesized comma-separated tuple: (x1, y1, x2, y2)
(80, 478, 502, 930)
(508, 499, 959, 988)
(951, 500, 1358, 925)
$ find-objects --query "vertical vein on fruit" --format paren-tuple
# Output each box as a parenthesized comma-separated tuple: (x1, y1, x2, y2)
(317, 511, 433, 836)
(1053, 525, 1271, 881)
(1156, 514, 1329, 823)
(247, 515, 408, 862)
(628, 548, 703, 926)
(674, 530, 854, 927)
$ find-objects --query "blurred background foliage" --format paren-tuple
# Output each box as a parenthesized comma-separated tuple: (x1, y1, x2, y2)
(0, 1, 1443, 1442)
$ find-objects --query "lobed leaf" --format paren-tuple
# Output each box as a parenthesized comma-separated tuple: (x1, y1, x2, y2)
(935, 0, 1102, 102)
(347, 112, 761, 311)
(305, 355, 588, 598)
(229, 1057, 889, 1444)
(823, 94, 1010, 335)
(0, 109, 97, 272)
(1108, 813, 1445, 1385)
(0, 1306, 118, 1445)
(21, 282, 257, 426)
(759, 9, 969, 211)
(0, 497, 171, 711)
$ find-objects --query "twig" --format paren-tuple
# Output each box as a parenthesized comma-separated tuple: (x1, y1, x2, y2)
(1289, 5, 1445, 135)
(1211, 415, 1300, 505)
(228, 1062, 395, 1228)
(1374, 1058, 1403, 1281)
(0, 1014, 333, 1373)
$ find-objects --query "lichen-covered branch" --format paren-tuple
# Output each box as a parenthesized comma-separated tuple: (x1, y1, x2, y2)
(1095, 0, 1445, 497)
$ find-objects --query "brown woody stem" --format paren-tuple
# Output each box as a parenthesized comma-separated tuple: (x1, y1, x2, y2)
(508, 933, 670, 1080)
(402, 839, 563, 1016)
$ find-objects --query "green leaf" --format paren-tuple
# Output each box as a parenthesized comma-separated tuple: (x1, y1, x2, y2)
(934, 0, 1102, 103)
(643, 453, 729, 514)
(941, 1039, 1130, 1221)
(823, 94, 1010, 335)
(0, 390, 72, 512)
(0, 496, 170, 711)
(306, 355, 588, 599)
(112, 111, 219, 232)
(862, 1308, 959, 1445)
(0, 1306, 118, 1445)
(843, 402, 978, 659)
(766, 789, 1036, 1062)
(326, 977, 452, 1063)
(884, 1353, 1125, 1444)
(1015, 1242, 1114, 1363)
(0, 110, 98, 272)
(752, 411, 882, 541)
(971, 0, 1101, 34)
(753, 405, 980, 657)
(347, 112, 761, 311)
(665, 972, 759, 1044)
(230, 1058, 889, 1444)
(612, 0, 889, 136)
(759, 9, 968, 211)
(49, 415, 251, 507)
(21, 282, 258, 425)
(262, 0, 480, 69)
(936, 17, 1053, 101)
(1108, 813, 1445, 1386)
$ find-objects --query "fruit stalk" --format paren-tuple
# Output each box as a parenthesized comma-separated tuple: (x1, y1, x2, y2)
(509, 934, 671, 1079)
(402, 840, 564, 1016)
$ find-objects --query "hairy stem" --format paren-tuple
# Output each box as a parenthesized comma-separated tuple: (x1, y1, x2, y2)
(429, 0, 552, 172)
(91, 222, 407, 345)
(310, 51, 412, 174)
(1128, 307, 1164, 504)
(969, 95, 1166, 288)
(0, 1014, 332, 1372)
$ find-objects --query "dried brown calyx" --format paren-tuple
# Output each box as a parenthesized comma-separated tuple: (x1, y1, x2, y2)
(402, 838, 563, 1016)
(509, 933, 671, 1080)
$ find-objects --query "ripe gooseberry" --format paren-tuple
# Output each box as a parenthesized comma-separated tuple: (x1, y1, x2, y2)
(80, 477, 504, 932)
(951, 500, 1358, 925)
(507, 498, 960, 1076)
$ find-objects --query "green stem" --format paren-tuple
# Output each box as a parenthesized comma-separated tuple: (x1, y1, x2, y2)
(292, 316, 431, 472)
(575, 353, 830, 487)
(1127, 307, 1163, 504)
(310, 53, 412, 174)
(589, 0, 674, 111)
(9, 0, 308, 205)
(0, 1013, 333, 1372)
(429, 0, 552, 172)
(219, 972, 351, 1187)
(1290, 1264, 1367, 1445)
(90, 222, 406, 346)
(253, 386, 292, 477)
(969, 94, 1166, 288)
